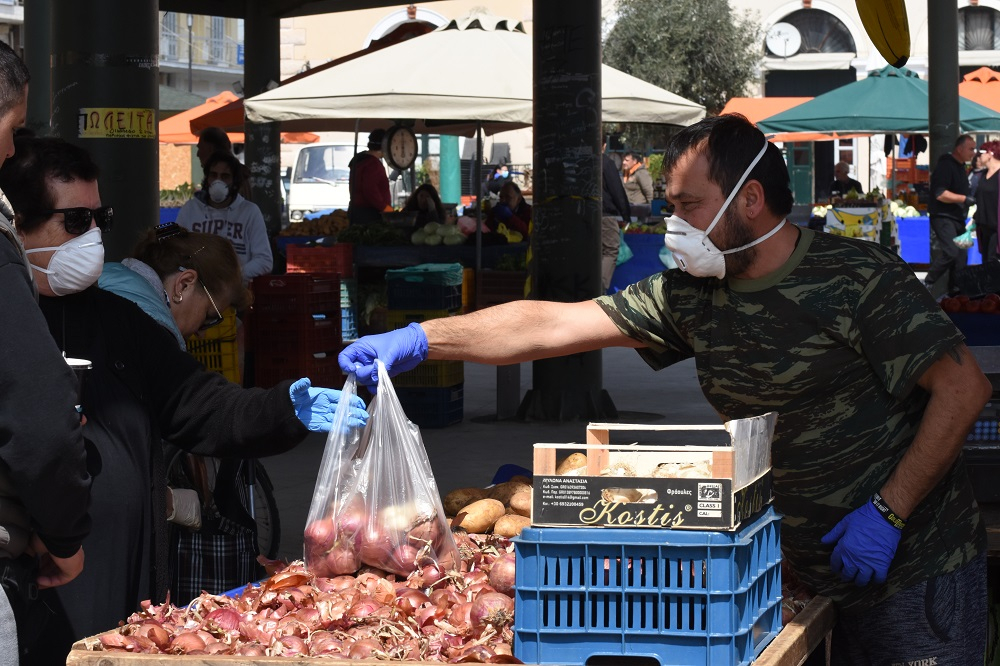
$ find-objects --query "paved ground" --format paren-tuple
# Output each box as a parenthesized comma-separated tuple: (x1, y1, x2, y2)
(261, 347, 720, 562)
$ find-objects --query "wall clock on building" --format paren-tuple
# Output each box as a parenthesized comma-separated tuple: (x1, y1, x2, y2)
(385, 124, 418, 170)
(766, 22, 802, 58)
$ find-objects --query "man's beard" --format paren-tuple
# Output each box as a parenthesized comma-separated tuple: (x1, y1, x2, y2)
(716, 207, 758, 277)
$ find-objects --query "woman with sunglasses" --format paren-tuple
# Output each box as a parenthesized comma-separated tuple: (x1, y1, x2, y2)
(0, 135, 368, 663)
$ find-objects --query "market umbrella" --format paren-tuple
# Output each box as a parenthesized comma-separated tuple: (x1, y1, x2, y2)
(159, 91, 319, 144)
(958, 67, 1000, 113)
(189, 19, 437, 135)
(243, 13, 705, 135)
(757, 66, 1000, 135)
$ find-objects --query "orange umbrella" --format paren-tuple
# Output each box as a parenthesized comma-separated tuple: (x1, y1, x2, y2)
(159, 91, 318, 144)
(959, 67, 1000, 112)
(720, 96, 861, 142)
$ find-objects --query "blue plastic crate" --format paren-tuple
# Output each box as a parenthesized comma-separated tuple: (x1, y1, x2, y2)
(395, 383, 463, 428)
(340, 278, 357, 308)
(342, 306, 357, 341)
(387, 281, 463, 311)
(513, 507, 782, 666)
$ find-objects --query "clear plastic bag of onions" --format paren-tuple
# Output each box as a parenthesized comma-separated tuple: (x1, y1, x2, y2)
(303, 363, 459, 578)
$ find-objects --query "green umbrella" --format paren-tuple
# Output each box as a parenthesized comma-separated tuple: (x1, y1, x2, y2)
(756, 65, 1000, 134)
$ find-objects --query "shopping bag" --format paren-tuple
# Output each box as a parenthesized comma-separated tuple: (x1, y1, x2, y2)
(954, 222, 976, 250)
(303, 365, 458, 578)
(616, 228, 633, 266)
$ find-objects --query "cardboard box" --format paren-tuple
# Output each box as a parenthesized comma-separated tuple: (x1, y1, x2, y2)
(531, 413, 776, 531)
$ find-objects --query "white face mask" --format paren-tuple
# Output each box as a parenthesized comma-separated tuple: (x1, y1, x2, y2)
(663, 141, 785, 279)
(208, 179, 230, 203)
(26, 227, 105, 295)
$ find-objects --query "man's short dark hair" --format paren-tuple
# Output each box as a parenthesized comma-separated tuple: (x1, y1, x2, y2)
(664, 114, 794, 219)
(623, 151, 644, 162)
(0, 135, 100, 233)
(0, 41, 28, 118)
(198, 126, 232, 154)
(202, 150, 244, 193)
(956, 134, 974, 150)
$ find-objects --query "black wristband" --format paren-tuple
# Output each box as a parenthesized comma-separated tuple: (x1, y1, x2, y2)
(871, 492, 906, 530)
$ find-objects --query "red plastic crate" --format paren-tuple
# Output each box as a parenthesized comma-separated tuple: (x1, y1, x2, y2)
(253, 350, 344, 389)
(252, 311, 342, 350)
(251, 273, 341, 315)
(286, 244, 354, 277)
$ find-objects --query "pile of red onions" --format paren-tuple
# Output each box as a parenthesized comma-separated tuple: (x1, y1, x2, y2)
(88, 531, 521, 663)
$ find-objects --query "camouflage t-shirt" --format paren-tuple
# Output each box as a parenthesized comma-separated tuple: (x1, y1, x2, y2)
(596, 228, 984, 612)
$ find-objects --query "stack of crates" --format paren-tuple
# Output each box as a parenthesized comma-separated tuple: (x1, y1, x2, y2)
(285, 242, 353, 277)
(187, 308, 241, 384)
(341, 278, 358, 342)
(513, 419, 781, 666)
(250, 273, 343, 389)
(385, 263, 465, 428)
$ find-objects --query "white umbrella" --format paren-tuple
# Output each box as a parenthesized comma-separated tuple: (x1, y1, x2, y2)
(245, 13, 705, 134)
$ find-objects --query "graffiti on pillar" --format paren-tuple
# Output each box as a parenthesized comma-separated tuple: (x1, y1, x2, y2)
(78, 108, 156, 139)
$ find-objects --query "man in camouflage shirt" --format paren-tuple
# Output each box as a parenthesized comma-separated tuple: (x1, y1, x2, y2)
(340, 114, 991, 664)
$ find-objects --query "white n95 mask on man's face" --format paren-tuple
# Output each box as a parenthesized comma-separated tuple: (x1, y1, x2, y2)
(663, 141, 784, 279)
(26, 227, 105, 295)
(208, 179, 230, 203)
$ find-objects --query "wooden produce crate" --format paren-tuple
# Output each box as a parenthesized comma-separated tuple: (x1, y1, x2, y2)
(532, 414, 776, 531)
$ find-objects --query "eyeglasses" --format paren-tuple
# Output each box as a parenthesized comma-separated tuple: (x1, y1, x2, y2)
(41, 206, 114, 235)
(200, 282, 224, 331)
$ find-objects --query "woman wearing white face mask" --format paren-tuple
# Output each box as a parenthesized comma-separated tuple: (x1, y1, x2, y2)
(1, 135, 367, 663)
(174, 150, 273, 282)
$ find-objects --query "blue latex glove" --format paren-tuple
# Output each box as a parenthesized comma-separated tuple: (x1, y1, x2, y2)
(289, 378, 369, 431)
(820, 499, 902, 586)
(493, 203, 513, 221)
(337, 322, 429, 387)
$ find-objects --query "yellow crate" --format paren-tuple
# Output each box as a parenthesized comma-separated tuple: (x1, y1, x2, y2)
(186, 308, 241, 384)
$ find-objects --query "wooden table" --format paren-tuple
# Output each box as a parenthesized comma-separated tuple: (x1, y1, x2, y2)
(756, 596, 836, 666)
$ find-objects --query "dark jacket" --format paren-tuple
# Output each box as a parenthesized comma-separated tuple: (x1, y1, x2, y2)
(929, 152, 971, 221)
(830, 177, 864, 199)
(0, 225, 91, 560)
(602, 154, 631, 219)
(32, 288, 307, 657)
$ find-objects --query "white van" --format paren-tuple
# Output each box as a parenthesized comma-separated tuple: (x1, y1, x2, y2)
(286, 143, 355, 223)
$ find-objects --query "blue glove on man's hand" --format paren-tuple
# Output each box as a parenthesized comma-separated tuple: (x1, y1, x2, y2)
(289, 378, 369, 431)
(820, 497, 903, 586)
(493, 203, 513, 221)
(337, 322, 429, 387)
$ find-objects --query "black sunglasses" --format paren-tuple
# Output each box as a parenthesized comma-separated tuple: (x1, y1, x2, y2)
(41, 206, 114, 235)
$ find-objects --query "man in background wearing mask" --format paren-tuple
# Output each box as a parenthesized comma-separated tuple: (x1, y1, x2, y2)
(0, 42, 93, 664)
(175, 150, 273, 282)
(338, 114, 990, 664)
(196, 126, 253, 201)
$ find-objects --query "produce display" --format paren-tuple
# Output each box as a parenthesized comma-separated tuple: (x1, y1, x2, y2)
(86, 533, 521, 662)
(442, 477, 532, 539)
(940, 293, 1000, 314)
(280, 209, 350, 237)
(411, 222, 467, 246)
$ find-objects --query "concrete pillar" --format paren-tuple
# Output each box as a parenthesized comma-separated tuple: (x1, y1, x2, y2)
(927, 3, 959, 166)
(23, 0, 50, 135)
(243, 2, 282, 238)
(519, 0, 616, 421)
(439, 135, 460, 206)
(51, 0, 159, 261)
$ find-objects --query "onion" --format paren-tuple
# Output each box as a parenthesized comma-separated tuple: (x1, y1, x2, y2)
(169, 632, 206, 654)
(236, 643, 266, 656)
(135, 621, 169, 650)
(463, 570, 489, 587)
(348, 597, 382, 619)
(203, 642, 231, 655)
(448, 601, 472, 628)
(275, 635, 307, 656)
(304, 517, 336, 554)
(416, 603, 446, 627)
(205, 607, 242, 633)
(488, 552, 516, 596)
(469, 592, 514, 629)
(348, 638, 382, 659)
(386, 543, 419, 575)
(323, 545, 362, 576)
(465, 582, 497, 598)
(395, 588, 430, 615)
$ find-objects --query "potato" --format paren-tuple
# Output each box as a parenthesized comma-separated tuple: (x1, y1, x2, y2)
(487, 481, 531, 507)
(508, 488, 532, 517)
(443, 487, 488, 517)
(452, 499, 505, 534)
(556, 452, 588, 475)
(508, 475, 532, 486)
(493, 514, 531, 538)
